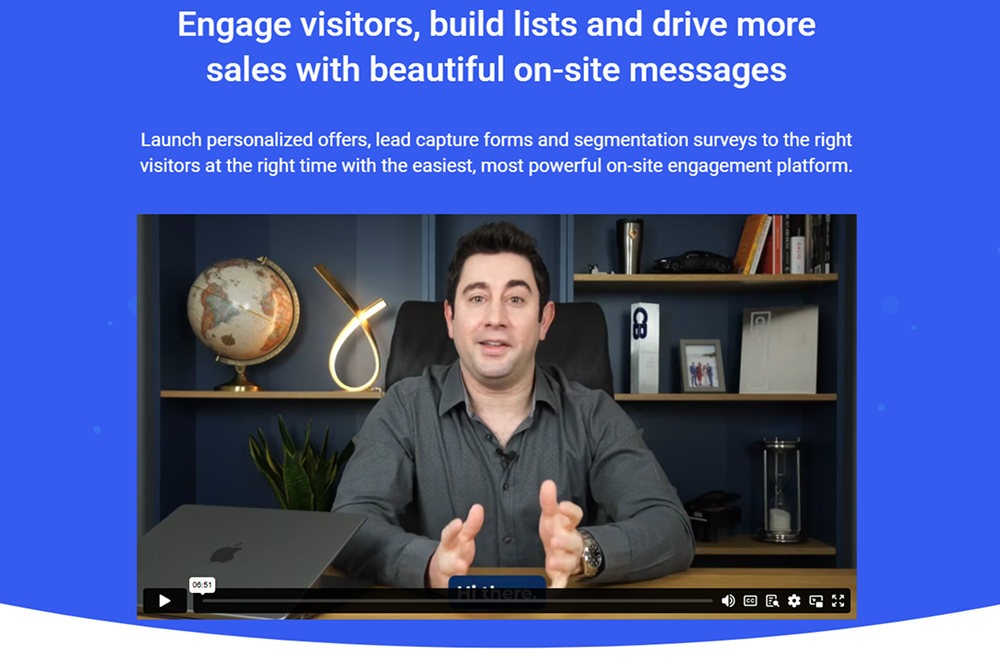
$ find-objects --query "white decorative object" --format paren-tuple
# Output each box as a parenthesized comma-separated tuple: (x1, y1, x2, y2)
(739, 305, 819, 394)
(769, 508, 792, 532)
(629, 302, 659, 394)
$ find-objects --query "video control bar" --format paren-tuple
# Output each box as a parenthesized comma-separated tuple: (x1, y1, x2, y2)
(186, 588, 852, 615)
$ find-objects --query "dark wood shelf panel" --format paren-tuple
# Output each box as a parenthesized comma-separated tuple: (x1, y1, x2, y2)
(615, 393, 836, 402)
(695, 534, 836, 556)
(575, 273, 838, 292)
(160, 390, 383, 400)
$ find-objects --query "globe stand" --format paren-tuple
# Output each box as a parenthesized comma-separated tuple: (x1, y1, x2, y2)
(215, 365, 261, 392)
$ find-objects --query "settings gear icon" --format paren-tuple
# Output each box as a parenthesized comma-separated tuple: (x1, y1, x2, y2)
(787, 594, 801, 608)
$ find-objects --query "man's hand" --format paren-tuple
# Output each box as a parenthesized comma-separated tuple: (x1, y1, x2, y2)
(538, 480, 584, 588)
(426, 504, 484, 588)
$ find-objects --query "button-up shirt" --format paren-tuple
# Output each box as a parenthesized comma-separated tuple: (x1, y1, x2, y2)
(331, 362, 695, 587)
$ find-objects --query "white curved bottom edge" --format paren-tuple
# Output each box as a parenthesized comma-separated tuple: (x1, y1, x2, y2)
(1, 602, 997, 665)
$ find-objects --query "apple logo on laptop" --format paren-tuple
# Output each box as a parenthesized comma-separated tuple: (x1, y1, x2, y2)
(210, 542, 243, 563)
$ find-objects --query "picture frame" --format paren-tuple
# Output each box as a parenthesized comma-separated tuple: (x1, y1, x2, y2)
(680, 339, 727, 393)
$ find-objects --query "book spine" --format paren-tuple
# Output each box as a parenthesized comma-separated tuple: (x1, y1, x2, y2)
(824, 214, 832, 273)
(758, 227, 772, 274)
(774, 214, 783, 274)
(813, 215, 822, 273)
(791, 214, 805, 274)
(815, 216, 822, 274)
(782, 214, 792, 273)
(817, 215, 826, 274)
(734, 214, 767, 274)
(815, 216, 824, 273)
(791, 237, 805, 274)
(747, 215, 772, 274)
(804, 214, 814, 273)
(759, 216, 777, 274)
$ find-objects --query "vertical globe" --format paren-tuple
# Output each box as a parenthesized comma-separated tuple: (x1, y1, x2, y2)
(187, 258, 298, 364)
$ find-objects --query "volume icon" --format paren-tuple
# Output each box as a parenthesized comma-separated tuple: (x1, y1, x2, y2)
(722, 594, 736, 608)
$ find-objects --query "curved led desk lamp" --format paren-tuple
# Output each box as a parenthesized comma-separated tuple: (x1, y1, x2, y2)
(313, 264, 387, 392)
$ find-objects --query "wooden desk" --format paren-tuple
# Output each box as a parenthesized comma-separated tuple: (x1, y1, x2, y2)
(139, 568, 855, 620)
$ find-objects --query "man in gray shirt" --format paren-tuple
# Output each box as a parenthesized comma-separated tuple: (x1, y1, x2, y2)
(332, 222, 694, 588)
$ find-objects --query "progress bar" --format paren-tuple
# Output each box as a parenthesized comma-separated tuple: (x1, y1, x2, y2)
(188, 588, 851, 615)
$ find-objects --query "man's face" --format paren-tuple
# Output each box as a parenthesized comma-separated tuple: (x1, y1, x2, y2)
(445, 252, 554, 387)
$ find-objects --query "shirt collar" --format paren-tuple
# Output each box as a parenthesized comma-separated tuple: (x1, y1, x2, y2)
(438, 361, 561, 418)
(438, 361, 469, 417)
(533, 365, 561, 415)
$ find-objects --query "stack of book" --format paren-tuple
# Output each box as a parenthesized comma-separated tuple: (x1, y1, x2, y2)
(733, 214, 833, 275)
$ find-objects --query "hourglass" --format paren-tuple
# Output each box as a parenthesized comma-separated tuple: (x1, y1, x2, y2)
(756, 438, 804, 543)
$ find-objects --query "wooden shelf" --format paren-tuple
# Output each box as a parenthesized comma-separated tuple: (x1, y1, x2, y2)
(160, 390, 383, 400)
(695, 534, 836, 556)
(575, 273, 838, 292)
(159, 390, 832, 402)
(615, 393, 836, 402)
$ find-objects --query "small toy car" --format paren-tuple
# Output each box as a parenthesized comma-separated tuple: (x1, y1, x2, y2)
(651, 251, 734, 274)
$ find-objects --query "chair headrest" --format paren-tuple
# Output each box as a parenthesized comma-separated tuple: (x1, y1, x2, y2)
(385, 301, 615, 398)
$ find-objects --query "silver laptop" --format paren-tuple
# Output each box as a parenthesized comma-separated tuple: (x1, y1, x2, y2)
(138, 504, 365, 619)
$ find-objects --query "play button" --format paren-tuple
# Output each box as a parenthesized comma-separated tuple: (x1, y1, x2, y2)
(142, 589, 186, 615)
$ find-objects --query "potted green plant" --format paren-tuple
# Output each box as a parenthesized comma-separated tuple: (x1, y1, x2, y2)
(248, 415, 355, 511)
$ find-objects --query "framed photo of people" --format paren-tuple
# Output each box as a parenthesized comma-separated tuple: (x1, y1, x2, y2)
(680, 339, 727, 393)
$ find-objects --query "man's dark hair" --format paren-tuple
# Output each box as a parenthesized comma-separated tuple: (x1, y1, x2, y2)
(445, 222, 551, 321)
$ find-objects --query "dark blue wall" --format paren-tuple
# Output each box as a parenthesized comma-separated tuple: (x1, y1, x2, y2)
(435, 215, 563, 302)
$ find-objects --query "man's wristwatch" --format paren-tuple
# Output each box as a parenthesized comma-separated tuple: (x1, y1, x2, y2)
(577, 529, 604, 579)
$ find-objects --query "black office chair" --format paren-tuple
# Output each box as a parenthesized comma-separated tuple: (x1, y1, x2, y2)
(384, 301, 615, 397)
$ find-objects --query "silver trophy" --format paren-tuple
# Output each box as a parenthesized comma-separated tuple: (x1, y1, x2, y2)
(617, 218, 644, 274)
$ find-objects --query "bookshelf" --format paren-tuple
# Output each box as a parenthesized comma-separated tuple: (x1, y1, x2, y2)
(615, 394, 837, 402)
(567, 214, 849, 567)
(141, 214, 854, 568)
(574, 273, 838, 291)
(694, 535, 835, 557)
(160, 390, 383, 400)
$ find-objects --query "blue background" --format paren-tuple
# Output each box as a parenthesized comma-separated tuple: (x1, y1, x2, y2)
(3, 0, 998, 648)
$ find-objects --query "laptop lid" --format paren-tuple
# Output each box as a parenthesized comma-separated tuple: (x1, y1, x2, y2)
(138, 504, 365, 619)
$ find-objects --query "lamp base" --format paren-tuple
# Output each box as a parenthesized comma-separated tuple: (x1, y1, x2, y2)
(755, 528, 805, 544)
(215, 365, 261, 392)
